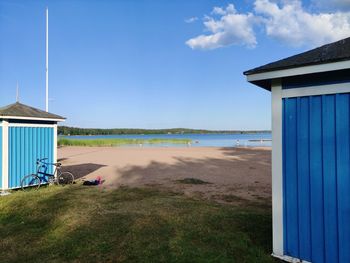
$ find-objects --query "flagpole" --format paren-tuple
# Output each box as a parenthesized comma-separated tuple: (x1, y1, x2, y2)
(46, 7, 49, 112)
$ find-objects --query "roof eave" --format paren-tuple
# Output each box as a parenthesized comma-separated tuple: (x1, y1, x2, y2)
(245, 60, 350, 89)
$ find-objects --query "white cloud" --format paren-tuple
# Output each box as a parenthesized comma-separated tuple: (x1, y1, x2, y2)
(212, 4, 236, 15)
(186, 4, 258, 50)
(255, 0, 350, 47)
(186, 1, 350, 50)
(185, 17, 198, 23)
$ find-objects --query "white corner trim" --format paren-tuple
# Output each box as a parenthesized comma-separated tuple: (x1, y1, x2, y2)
(2, 120, 9, 190)
(247, 60, 350, 82)
(272, 253, 311, 263)
(271, 79, 284, 256)
(282, 82, 350, 98)
(1, 116, 64, 122)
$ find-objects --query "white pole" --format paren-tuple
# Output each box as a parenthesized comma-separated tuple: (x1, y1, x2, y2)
(45, 7, 49, 112)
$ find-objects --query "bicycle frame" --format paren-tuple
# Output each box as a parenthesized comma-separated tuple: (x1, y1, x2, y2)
(36, 158, 60, 183)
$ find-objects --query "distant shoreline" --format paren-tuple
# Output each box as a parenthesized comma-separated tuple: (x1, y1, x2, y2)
(58, 126, 271, 136)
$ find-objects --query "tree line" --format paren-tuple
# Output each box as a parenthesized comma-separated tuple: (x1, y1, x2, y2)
(58, 126, 271, 136)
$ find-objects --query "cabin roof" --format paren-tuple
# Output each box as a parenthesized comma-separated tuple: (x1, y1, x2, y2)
(244, 37, 350, 76)
(0, 102, 65, 121)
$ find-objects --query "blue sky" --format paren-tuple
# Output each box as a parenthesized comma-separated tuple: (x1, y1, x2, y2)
(1, 0, 349, 130)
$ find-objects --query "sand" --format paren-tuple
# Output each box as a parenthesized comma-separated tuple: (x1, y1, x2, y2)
(58, 146, 271, 203)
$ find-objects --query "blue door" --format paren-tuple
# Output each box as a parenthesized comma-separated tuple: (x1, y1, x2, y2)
(283, 93, 350, 263)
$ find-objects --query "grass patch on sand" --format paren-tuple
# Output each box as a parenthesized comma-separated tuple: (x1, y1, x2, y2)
(0, 186, 276, 263)
(176, 178, 211, 185)
(58, 138, 192, 147)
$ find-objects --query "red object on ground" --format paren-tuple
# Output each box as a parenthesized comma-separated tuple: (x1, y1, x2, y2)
(96, 176, 102, 185)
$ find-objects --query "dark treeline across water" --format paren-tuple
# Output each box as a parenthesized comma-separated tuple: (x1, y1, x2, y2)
(58, 126, 271, 136)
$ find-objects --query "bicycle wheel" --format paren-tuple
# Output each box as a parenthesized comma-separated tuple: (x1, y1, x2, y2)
(21, 174, 41, 191)
(57, 171, 74, 185)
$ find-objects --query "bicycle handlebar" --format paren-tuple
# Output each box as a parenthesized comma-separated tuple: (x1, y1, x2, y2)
(36, 158, 61, 167)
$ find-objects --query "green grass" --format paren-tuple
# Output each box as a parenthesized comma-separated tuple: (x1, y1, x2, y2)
(0, 186, 277, 263)
(58, 138, 192, 147)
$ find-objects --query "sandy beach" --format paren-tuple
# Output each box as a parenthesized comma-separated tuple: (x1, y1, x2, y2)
(58, 146, 271, 203)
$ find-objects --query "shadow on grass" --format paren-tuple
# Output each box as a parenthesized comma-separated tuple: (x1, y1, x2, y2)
(0, 186, 278, 263)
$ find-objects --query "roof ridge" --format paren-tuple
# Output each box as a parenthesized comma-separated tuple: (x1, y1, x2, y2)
(0, 102, 65, 120)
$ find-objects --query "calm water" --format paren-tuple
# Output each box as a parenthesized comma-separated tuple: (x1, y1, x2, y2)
(61, 133, 271, 148)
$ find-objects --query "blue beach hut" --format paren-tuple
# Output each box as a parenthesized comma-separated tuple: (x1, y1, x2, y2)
(0, 102, 65, 190)
(245, 37, 350, 263)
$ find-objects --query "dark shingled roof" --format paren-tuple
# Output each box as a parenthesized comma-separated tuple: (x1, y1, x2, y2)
(0, 102, 65, 120)
(244, 37, 350, 75)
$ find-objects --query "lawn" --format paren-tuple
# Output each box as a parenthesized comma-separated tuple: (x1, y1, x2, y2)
(0, 186, 277, 263)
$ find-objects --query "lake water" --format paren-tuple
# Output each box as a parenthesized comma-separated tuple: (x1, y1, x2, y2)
(61, 133, 272, 148)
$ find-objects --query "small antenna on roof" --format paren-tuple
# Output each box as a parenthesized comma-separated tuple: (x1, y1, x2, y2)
(16, 81, 19, 102)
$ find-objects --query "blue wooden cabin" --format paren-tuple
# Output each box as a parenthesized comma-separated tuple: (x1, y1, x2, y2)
(0, 102, 64, 190)
(245, 37, 350, 263)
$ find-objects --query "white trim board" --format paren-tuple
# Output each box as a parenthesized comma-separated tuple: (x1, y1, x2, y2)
(247, 60, 350, 82)
(271, 79, 284, 256)
(272, 253, 311, 263)
(0, 116, 64, 122)
(2, 120, 8, 190)
(282, 82, 350, 98)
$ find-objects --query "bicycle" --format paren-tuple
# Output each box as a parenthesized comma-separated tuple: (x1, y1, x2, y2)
(21, 158, 74, 191)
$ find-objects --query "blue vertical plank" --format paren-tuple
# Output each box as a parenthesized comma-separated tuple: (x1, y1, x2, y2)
(29, 127, 34, 174)
(11, 128, 17, 188)
(43, 128, 50, 162)
(24, 128, 29, 186)
(11, 128, 15, 188)
(0, 127, 2, 189)
(309, 96, 325, 263)
(8, 128, 11, 188)
(33, 128, 37, 173)
(297, 97, 311, 261)
(38, 128, 42, 160)
(43, 128, 46, 160)
(7, 128, 10, 189)
(12, 128, 17, 188)
(336, 93, 350, 263)
(284, 98, 299, 257)
(10, 127, 13, 188)
(282, 99, 287, 253)
(44, 128, 48, 172)
(322, 95, 339, 263)
(10, 128, 15, 188)
(48, 128, 52, 174)
(49, 128, 53, 174)
(15, 128, 18, 187)
(10, 128, 14, 188)
(20, 127, 24, 187)
(16, 128, 19, 188)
